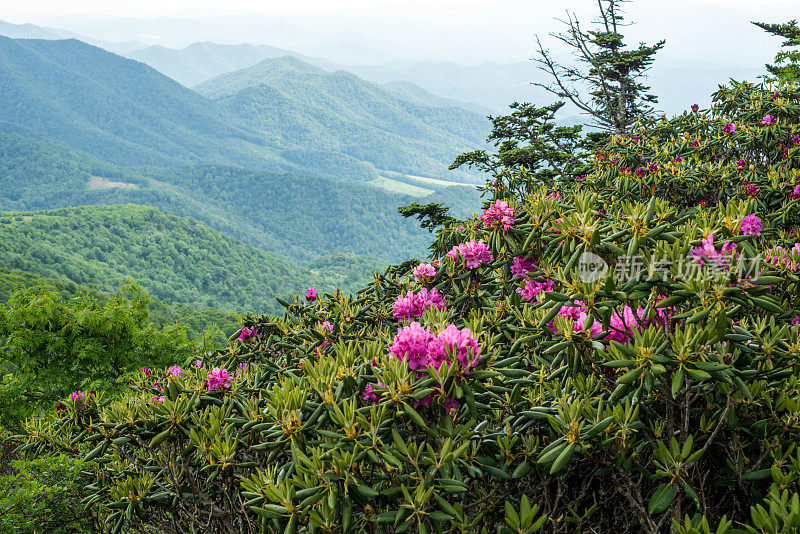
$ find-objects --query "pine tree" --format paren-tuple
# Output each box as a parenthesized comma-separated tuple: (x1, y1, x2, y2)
(534, 0, 664, 135)
(752, 20, 800, 83)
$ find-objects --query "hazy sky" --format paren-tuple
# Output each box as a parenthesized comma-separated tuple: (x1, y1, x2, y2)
(5, 0, 798, 65)
(4, 0, 793, 18)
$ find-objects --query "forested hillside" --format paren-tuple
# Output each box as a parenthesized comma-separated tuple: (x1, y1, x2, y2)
(196, 56, 489, 181)
(0, 134, 482, 261)
(127, 41, 335, 86)
(0, 36, 285, 169)
(0, 267, 240, 339)
(0, 205, 387, 312)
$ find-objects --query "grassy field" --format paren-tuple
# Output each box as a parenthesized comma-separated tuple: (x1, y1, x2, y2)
(368, 176, 435, 197)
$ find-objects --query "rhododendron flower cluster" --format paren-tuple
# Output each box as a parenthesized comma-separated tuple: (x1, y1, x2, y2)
(551, 303, 661, 343)
(59, 390, 97, 412)
(747, 185, 760, 196)
(447, 240, 493, 269)
(764, 244, 800, 271)
(413, 262, 438, 283)
(691, 234, 737, 268)
(392, 288, 446, 321)
(389, 322, 480, 371)
(790, 185, 800, 200)
(389, 322, 436, 370)
(237, 326, 256, 342)
(166, 365, 183, 378)
(306, 286, 317, 302)
(548, 192, 562, 200)
(511, 256, 537, 279)
(723, 122, 736, 134)
(481, 199, 516, 233)
(740, 215, 763, 236)
(427, 325, 481, 369)
(516, 279, 554, 302)
(149, 395, 165, 403)
(207, 367, 232, 391)
(761, 114, 777, 126)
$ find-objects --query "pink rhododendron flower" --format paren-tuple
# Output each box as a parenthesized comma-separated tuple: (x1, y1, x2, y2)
(195, 359, 203, 367)
(606, 307, 649, 343)
(723, 123, 736, 134)
(511, 256, 537, 279)
(747, 185, 760, 196)
(791, 185, 800, 200)
(149, 395, 165, 403)
(690, 140, 700, 147)
(574, 311, 603, 337)
(449, 240, 492, 269)
(237, 326, 256, 342)
(306, 287, 317, 302)
(362, 381, 387, 402)
(736, 159, 745, 169)
(481, 200, 516, 233)
(516, 279, 554, 302)
(65, 390, 96, 412)
(166, 366, 183, 378)
(764, 244, 800, 271)
(413, 262, 438, 283)
(740, 215, 763, 236)
(674, 156, 682, 163)
(140, 367, 152, 378)
(389, 322, 436, 370)
(207, 367, 232, 392)
(548, 192, 563, 200)
(635, 167, 646, 177)
(392, 288, 447, 321)
(793, 135, 800, 146)
(691, 104, 699, 112)
(618, 166, 631, 174)
(690, 234, 737, 268)
(428, 325, 481, 370)
(760, 114, 777, 126)
(793, 317, 800, 326)
(648, 163, 658, 172)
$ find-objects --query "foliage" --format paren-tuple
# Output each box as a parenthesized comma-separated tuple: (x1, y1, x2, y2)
(450, 101, 589, 195)
(0, 204, 387, 312)
(0, 282, 198, 428)
(533, 0, 665, 134)
(0, 267, 238, 342)
(22, 80, 800, 533)
(397, 202, 456, 233)
(0, 433, 94, 533)
(752, 20, 800, 83)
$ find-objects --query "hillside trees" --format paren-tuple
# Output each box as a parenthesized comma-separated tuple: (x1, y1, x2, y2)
(752, 20, 800, 83)
(534, 0, 664, 134)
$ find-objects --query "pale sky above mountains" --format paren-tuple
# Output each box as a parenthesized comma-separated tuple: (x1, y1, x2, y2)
(4, 0, 798, 65)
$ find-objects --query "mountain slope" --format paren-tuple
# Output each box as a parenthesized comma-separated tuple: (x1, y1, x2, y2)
(127, 41, 335, 87)
(196, 56, 489, 182)
(0, 133, 481, 263)
(0, 36, 286, 169)
(0, 205, 387, 312)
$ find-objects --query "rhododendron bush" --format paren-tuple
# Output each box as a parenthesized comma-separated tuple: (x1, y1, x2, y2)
(21, 82, 800, 534)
